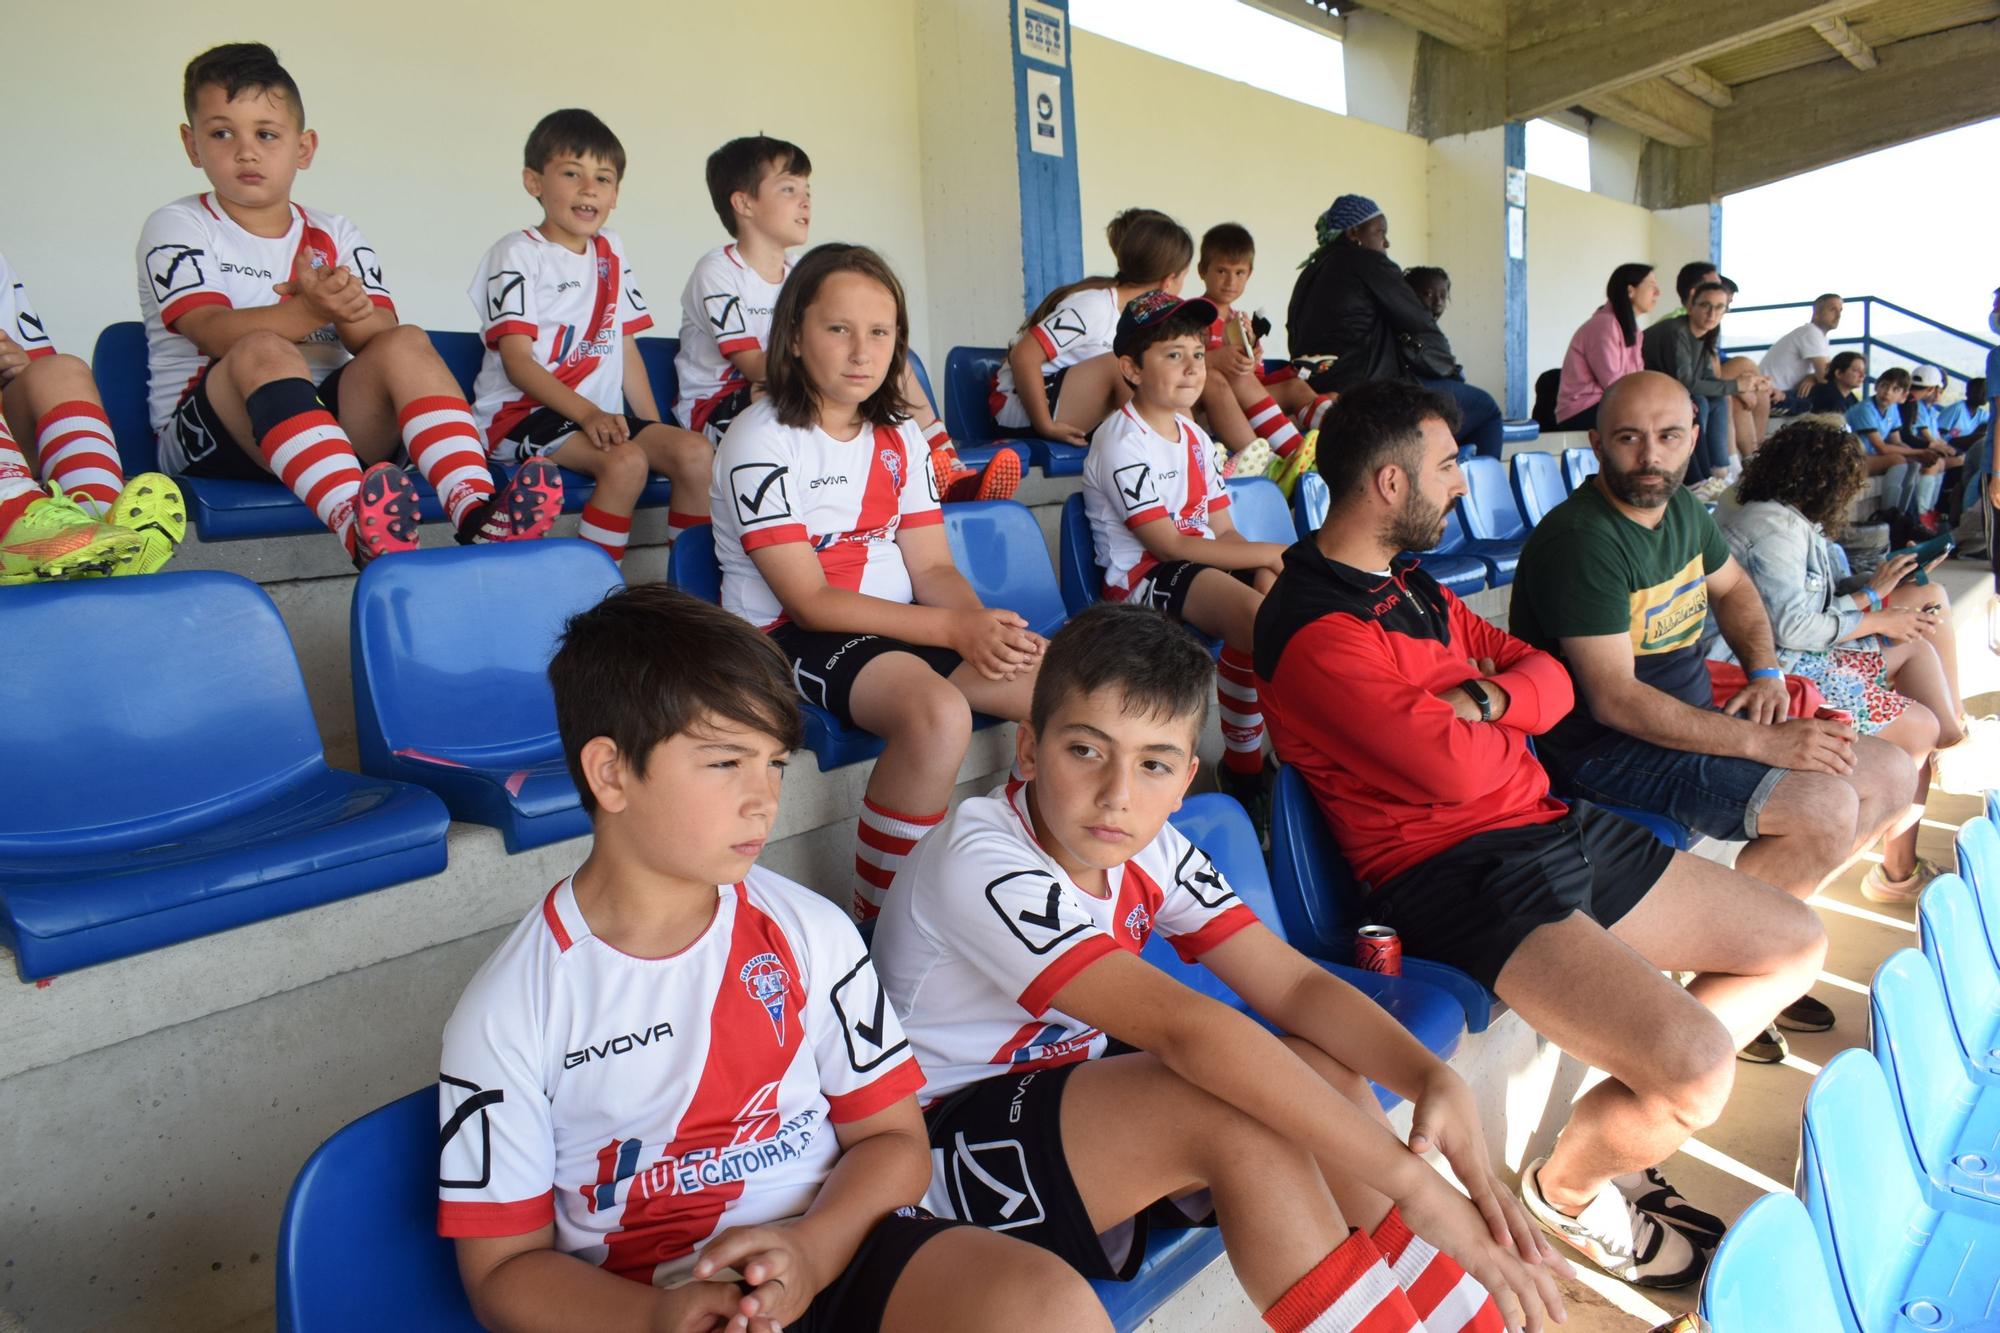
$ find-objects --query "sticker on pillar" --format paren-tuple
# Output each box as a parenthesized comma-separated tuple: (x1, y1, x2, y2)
(1507, 205, 1525, 261)
(1019, 2, 1067, 66)
(1028, 68, 1065, 157)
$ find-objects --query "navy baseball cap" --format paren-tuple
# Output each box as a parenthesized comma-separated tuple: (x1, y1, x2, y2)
(1113, 290, 1219, 359)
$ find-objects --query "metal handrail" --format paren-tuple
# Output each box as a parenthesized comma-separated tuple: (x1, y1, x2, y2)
(1721, 294, 1994, 394)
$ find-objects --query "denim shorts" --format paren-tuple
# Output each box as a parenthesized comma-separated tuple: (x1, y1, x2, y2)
(1541, 727, 1787, 843)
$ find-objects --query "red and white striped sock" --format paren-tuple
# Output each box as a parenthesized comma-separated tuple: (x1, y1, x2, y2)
(0, 421, 43, 531)
(1371, 1209, 1502, 1333)
(35, 400, 124, 516)
(922, 418, 966, 477)
(1264, 1230, 1427, 1333)
(1217, 647, 1266, 776)
(667, 509, 711, 544)
(577, 503, 631, 561)
(852, 798, 945, 920)
(1302, 394, 1336, 435)
(398, 396, 493, 531)
(247, 379, 364, 550)
(1247, 395, 1304, 458)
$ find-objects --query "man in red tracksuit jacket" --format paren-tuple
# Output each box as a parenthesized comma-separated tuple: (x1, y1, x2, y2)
(1253, 381, 1826, 1293)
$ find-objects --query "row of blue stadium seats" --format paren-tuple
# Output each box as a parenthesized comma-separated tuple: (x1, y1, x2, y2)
(87, 323, 1099, 542)
(272, 793, 1472, 1333)
(1702, 799, 2000, 1332)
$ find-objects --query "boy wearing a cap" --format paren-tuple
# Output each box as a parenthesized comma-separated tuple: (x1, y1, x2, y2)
(1080, 292, 1290, 823)
(1902, 366, 1964, 528)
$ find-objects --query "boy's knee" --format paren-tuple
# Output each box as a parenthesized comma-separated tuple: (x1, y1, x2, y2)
(17, 351, 91, 390)
(903, 680, 974, 744)
(224, 330, 308, 383)
(370, 322, 431, 357)
(969, 1246, 1107, 1330)
(599, 441, 651, 490)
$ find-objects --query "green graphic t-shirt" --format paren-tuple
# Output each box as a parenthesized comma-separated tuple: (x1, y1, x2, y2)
(1509, 481, 1731, 753)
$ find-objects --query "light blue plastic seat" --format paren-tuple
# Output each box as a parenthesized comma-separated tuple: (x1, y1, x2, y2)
(1291, 464, 1485, 594)
(1960, 816, 2000, 916)
(1293, 470, 1329, 540)
(1267, 764, 1494, 1032)
(1453, 456, 1527, 586)
(1509, 451, 1567, 526)
(1918, 873, 2000, 1084)
(1561, 446, 1599, 491)
(1869, 947, 2000, 1220)
(1800, 1048, 2000, 1332)
(942, 344, 1078, 475)
(351, 542, 625, 852)
(1697, 1191, 1845, 1333)
(0, 573, 450, 979)
(1223, 475, 1294, 545)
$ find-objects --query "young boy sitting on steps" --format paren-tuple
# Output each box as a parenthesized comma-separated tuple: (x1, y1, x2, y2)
(439, 583, 1107, 1333)
(1081, 291, 1289, 824)
(137, 43, 561, 567)
(468, 108, 712, 564)
(871, 604, 1572, 1333)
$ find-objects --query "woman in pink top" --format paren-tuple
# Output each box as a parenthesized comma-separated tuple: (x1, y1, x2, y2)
(1554, 263, 1660, 429)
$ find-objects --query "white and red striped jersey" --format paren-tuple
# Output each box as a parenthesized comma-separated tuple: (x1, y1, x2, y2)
(438, 867, 924, 1288)
(0, 252, 55, 362)
(674, 245, 789, 434)
(711, 399, 942, 630)
(135, 194, 394, 449)
(870, 781, 1259, 1105)
(1081, 403, 1230, 598)
(466, 228, 654, 447)
(991, 285, 1121, 414)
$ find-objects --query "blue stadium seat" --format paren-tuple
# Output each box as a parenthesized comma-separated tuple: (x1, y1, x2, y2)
(1990, 790, 1999, 827)
(427, 328, 483, 397)
(942, 499, 1067, 638)
(1799, 1048, 2000, 1333)
(1501, 420, 1540, 450)
(942, 345, 1084, 476)
(1293, 469, 1328, 540)
(1224, 476, 1294, 545)
(1509, 451, 1567, 527)
(905, 348, 1018, 473)
(1561, 446, 1599, 492)
(1869, 947, 2000, 1221)
(1454, 456, 1527, 586)
(1267, 765, 1494, 1033)
(1960, 816, 1999, 915)
(1292, 465, 1486, 595)
(277, 1087, 480, 1332)
(665, 520, 1007, 771)
(1698, 1192, 1845, 1333)
(1098, 794, 1465, 1331)
(1918, 873, 2000, 1084)
(351, 542, 623, 853)
(1058, 492, 1097, 615)
(0, 573, 449, 979)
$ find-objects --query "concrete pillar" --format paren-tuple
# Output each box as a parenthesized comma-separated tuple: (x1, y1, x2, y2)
(1342, 11, 1419, 134)
(1426, 125, 1528, 416)
(911, 0, 1082, 366)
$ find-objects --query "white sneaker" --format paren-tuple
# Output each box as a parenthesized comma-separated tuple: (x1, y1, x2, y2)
(1520, 1157, 1706, 1288)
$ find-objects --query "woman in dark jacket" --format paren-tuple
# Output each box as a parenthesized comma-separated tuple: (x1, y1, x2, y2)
(1640, 280, 1770, 485)
(1286, 193, 1504, 457)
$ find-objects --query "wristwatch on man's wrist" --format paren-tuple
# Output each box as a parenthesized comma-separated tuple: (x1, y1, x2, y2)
(1460, 678, 1493, 722)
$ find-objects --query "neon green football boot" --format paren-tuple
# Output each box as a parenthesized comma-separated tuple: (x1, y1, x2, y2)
(0, 485, 146, 583)
(105, 472, 188, 575)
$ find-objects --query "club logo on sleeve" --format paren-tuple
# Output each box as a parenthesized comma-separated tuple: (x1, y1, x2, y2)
(946, 1133, 1047, 1231)
(830, 957, 910, 1073)
(1044, 306, 1087, 348)
(13, 304, 47, 348)
(486, 270, 527, 320)
(1113, 462, 1157, 511)
(986, 870, 1091, 955)
(352, 246, 387, 292)
(740, 953, 793, 1044)
(145, 243, 207, 299)
(1173, 847, 1237, 909)
(731, 461, 791, 526)
(704, 293, 746, 335)
(438, 1073, 506, 1189)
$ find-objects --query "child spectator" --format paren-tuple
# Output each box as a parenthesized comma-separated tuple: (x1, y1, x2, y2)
(468, 109, 711, 563)
(1846, 367, 1943, 519)
(710, 244, 1044, 920)
(1899, 365, 1963, 527)
(1082, 291, 1288, 822)
(138, 44, 561, 567)
(1405, 266, 1451, 321)
(871, 604, 1567, 1333)
(1191, 223, 1319, 468)
(0, 251, 185, 577)
(992, 208, 1194, 447)
(439, 582, 1107, 1333)
(1805, 351, 1867, 415)
(1937, 375, 1989, 450)
(678, 137, 1014, 502)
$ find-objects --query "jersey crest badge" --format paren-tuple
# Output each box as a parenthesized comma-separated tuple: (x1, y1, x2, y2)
(740, 953, 792, 1044)
(1122, 903, 1151, 942)
(879, 447, 904, 491)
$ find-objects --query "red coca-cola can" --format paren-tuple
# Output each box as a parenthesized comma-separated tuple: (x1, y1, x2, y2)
(1355, 925, 1402, 976)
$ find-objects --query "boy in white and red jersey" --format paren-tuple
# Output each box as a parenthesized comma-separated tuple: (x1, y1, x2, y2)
(439, 583, 1107, 1333)
(1191, 223, 1325, 466)
(137, 43, 560, 568)
(711, 244, 1043, 923)
(871, 605, 1568, 1333)
(468, 109, 712, 563)
(0, 250, 186, 579)
(1081, 291, 1288, 826)
(677, 136, 1015, 502)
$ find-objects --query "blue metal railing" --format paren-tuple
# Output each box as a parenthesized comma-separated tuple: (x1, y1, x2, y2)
(1722, 294, 1994, 395)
